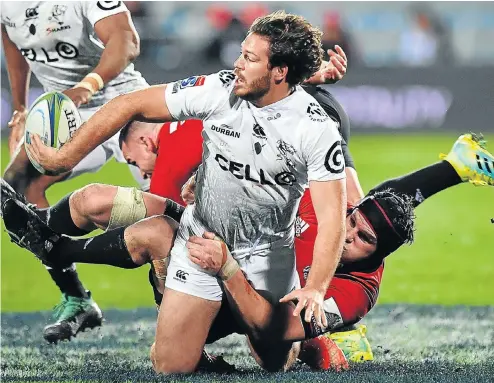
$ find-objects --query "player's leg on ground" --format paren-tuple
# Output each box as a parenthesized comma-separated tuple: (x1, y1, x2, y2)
(151, 288, 221, 374)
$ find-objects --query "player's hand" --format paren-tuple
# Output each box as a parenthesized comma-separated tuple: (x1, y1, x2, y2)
(25, 133, 68, 175)
(280, 286, 328, 329)
(304, 45, 347, 85)
(181, 174, 196, 205)
(8, 108, 28, 156)
(63, 87, 93, 107)
(186, 231, 227, 274)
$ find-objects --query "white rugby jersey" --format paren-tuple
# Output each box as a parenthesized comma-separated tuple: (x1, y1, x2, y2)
(1, 1, 148, 108)
(165, 71, 346, 251)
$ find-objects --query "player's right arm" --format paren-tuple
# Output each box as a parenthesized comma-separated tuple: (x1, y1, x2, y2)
(26, 72, 228, 175)
(26, 85, 172, 174)
(1, 24, 31, 156)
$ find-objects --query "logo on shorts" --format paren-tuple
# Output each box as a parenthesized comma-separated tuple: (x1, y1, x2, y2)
(174, 269, 188, 283)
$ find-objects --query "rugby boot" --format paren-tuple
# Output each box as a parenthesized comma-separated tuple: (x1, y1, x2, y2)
(43, 291, 103, 343)
(329, 324, 374, 362)
(299, 334, 349, 371)
(1, 178, 29, 215)
(440, 133, 494, 186)
(1, 198, 61, 267)
(196, 350, 236, 373)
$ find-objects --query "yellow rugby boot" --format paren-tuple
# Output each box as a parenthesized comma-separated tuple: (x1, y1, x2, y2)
(440, 133, 494, 186)
(328, 324, 374, 362)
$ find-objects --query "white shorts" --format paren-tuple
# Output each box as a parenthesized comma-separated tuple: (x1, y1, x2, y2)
(68, 107, 150, 191)
(165, 206, 300, 302)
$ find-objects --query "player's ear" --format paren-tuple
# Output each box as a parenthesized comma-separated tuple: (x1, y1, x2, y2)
(273, 64, 288, 85)
(142, 136, 158, 154)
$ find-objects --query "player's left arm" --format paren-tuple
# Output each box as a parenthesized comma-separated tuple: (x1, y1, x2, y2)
(281, 121, 346, 328)
(304, 178, 346, 307)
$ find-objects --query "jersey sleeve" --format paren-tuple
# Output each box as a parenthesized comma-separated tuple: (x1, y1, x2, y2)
(164, 70, 234, 121)
(323, 265, 384, 330)
(303, 120, 346, 182)
(82, 1, 129, 26)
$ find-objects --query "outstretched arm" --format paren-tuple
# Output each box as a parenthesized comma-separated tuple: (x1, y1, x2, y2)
(25, 85, 173, 175)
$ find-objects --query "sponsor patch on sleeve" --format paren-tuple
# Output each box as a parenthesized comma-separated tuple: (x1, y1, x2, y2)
(172, 76, 206, 94)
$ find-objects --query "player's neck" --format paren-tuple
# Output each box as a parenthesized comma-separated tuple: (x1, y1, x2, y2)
(252, 84, 295, 108)
(152, 123, 162, 142)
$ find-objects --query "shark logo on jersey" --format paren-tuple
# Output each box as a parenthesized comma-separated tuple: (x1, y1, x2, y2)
(276, 140, 296, 168)
(307, 102, 329, 122)
(49, 5, 67, 24)
(47, 5, 70, 34)
(219, 70, 235, 87)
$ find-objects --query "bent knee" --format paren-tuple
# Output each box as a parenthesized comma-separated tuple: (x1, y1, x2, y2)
(151, 342, 197, 375)
(71, 183, 117, 224)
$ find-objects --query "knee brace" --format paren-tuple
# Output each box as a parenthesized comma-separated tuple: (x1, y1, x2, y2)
(107, 187, 147, 231)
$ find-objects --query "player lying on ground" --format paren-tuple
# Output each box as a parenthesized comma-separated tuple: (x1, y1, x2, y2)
(20, 11, 349, 373)
(1, 1, 151, 342)
(3, 133, 493, 372)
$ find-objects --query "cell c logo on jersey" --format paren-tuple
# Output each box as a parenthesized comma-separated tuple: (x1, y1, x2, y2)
(275, 172, 296, 186)
(97, 1, 122, 11)
(324, 140, 344, 174)
(56, 42, 78, 59)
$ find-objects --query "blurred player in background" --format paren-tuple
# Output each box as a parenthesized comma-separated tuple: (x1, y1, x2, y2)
(1, 1, 149, 343)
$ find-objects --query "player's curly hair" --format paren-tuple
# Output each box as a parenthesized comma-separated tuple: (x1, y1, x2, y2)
(248, 11, 324, 86)
(372, 188, 416, 249)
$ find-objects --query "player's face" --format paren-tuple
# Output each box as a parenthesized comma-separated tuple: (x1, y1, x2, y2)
(233, 33, 273, 101)
(341, 209, 378, 263)
(121, 139, 157, 180)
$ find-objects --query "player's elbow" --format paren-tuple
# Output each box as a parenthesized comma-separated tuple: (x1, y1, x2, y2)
(124, 30, 140, 62)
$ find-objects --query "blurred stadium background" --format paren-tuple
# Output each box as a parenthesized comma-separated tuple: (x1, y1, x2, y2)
(1, 2, 493, 380)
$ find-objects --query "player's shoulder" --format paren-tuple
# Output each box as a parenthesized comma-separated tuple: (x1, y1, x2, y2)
(292, 86, 338, 132)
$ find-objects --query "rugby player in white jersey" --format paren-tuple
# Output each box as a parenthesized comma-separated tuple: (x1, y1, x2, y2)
(23, 11, 347, 373)
(1, 1, 149, 343)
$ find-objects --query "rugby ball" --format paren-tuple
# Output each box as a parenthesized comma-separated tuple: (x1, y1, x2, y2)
(24, 91, 82, 174)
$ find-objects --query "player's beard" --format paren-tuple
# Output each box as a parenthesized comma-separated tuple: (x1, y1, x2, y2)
(237, 71, 272, 102)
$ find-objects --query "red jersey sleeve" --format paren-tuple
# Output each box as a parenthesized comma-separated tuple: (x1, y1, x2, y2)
(150, 120, 203, 205)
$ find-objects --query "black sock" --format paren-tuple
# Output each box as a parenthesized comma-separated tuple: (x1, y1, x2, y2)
(148, 267, 163, 306)
(369, 161, 462, 208)
(47, 193, 90, 236)
(47, 265, 89, 299)
(49, 227, 139, 269)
